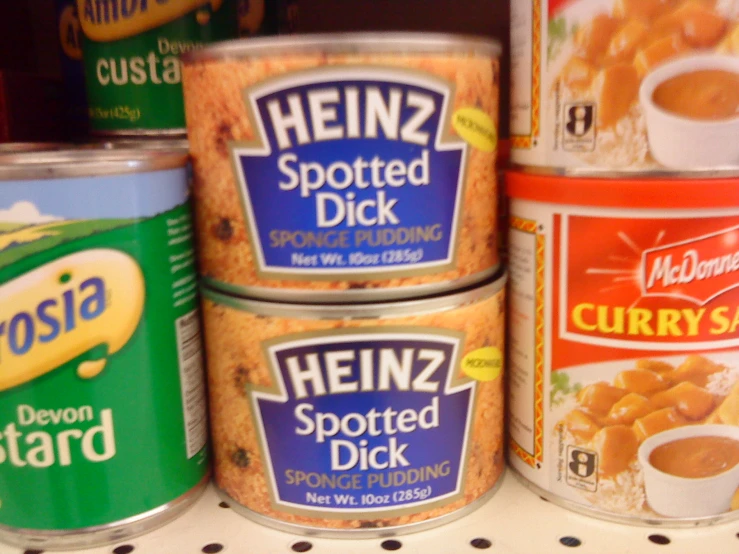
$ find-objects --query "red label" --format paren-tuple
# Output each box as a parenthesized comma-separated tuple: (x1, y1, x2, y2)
(549, 0, 575, 16)
(641, 226, 739, 305)
(554, 215, 739, 365)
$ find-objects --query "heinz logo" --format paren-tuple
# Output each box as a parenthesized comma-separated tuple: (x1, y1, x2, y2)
(0, 250, 145, 391)
(642, 226, 739, 304)
(230, 67, 467, 277)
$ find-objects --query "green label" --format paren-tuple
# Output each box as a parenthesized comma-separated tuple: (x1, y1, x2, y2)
(0, 179, 208, 530)
(81, 1, 238, 132)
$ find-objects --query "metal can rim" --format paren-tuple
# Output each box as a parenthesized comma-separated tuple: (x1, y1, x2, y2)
(0, 149, 189, 180)
(511, 164, 739, 180)
(182, 32, 502, 64)
(203, 270, 507, 320)
(0, 142, 68, 154)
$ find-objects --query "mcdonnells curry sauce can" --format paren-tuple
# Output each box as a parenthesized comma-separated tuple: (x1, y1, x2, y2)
(506, 170, 739, 526)
(201, 273, 506, 536)
(77, 0, 238, 135)
(0, 149, 209, 549)
(182, 33, 502, 302)
(510, 0, 739, 172)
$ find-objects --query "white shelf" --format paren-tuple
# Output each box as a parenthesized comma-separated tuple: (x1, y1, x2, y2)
(1, 472, 737, 554)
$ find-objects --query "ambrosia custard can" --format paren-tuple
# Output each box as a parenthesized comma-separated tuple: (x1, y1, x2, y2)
(182, 33, 502, 301)
(77, 0, 238, 135)
(506, 170, 739, 526)
(0, 148, 209, 549)
(201, 273, 507, 536)
(510, 0, 739, 172)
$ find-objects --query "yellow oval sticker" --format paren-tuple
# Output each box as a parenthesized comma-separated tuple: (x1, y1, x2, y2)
(462, 347, 503, 382)
(452, 108, 498, 152)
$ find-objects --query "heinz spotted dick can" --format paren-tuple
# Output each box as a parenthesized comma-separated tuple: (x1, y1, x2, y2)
(201, 273, 507, 536)
(182, 33, 503, 301)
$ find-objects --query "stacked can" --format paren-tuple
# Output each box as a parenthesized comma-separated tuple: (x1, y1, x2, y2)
(0, 147, 210, 549)
(182, 33, 508, 536)
(507, 0, 739, 526)
(74, 0, 239, 136)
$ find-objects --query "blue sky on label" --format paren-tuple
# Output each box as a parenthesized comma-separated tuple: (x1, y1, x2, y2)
(0, 168, 188, 221)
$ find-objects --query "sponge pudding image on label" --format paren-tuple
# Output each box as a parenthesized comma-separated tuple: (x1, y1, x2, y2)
(507, 171, 739, 525)
(511, 0, 739, 171)
(182, 34, 501, 301)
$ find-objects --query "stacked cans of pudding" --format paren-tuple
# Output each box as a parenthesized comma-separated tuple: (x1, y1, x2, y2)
(181, 33, 509, 536)
(506, 0, 739, 527)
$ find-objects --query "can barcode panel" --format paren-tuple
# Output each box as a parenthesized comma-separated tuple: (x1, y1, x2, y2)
(175, 310, 208, 459)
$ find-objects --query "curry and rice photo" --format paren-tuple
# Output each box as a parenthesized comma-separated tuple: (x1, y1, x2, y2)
(553, 354, 739, 519)
(511, 0, 739, 170)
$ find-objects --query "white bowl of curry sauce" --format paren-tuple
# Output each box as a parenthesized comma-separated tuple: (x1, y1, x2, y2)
(638, 424, 739, 519)
(640, 55, 739, 170)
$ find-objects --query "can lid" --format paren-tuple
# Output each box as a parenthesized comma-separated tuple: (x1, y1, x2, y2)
(182, 32, 502, 64)
(0, 148, 189, 180)
(203, 271, 507, 320)
(506, 170, 739, 209)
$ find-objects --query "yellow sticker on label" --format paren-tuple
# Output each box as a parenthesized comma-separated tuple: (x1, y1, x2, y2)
(0, 249, 145, 392)
(452, 107, 498, 153)
(462, 347, 503, 382)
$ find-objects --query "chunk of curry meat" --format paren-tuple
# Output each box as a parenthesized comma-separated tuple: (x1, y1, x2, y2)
(633, 33, 689, 78)
(561, 57, 598, 90)
(593, 63, 641, 128)
(591, 425, 639, 477)
(633, 407, 688, 442)
(574, 14, 622, 63)
(606, 19, 650, 64)
(650, 381, 715, 420)
(613, 0, 678, 21)
(671, 1, 728, 47)
(577, 382, 629, 416)
(563, 409, 602, 442)
(718, 24, 739, 54)
(614, 369, 670, 396)
(669, 354, 727, 388)
(605, 393, 655, 425)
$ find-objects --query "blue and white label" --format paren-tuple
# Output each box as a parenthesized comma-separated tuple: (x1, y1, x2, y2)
(250, 331, 476, 516)
(230, 68, 468, 279)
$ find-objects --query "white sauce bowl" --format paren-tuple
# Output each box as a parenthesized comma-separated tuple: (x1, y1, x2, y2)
(640, 54, 739, 170)
(638, 424, 739, 518)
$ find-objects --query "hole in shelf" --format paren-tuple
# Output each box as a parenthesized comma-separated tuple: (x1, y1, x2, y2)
(23, 550, 44, 554)
(381, 540, 402, 551)
(648, 535, 671, 546)
(202, 544, 224, 553)
(291, 542, 313, 553)
(218, 501, 230, 509)
(112, 546, 135, 554)
(539, 496, 550, 503)
(559, 536, 582, 547)
(470, 537, 493, 549)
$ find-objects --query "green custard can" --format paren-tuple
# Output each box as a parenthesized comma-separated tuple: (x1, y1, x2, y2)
(0, 147, 209, 549)
(77, 0, 238, 135)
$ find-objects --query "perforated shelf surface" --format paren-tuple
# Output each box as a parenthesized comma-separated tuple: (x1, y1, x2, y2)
(1, 472, 737, 554)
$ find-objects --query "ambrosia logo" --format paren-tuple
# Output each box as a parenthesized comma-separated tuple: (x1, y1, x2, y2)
(0, 250, 144, 391)
(642, 225, 739, 305)
(249, 330, 475, 515)
(230, 68, 468, 278)
(78, 0, 215, 41)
